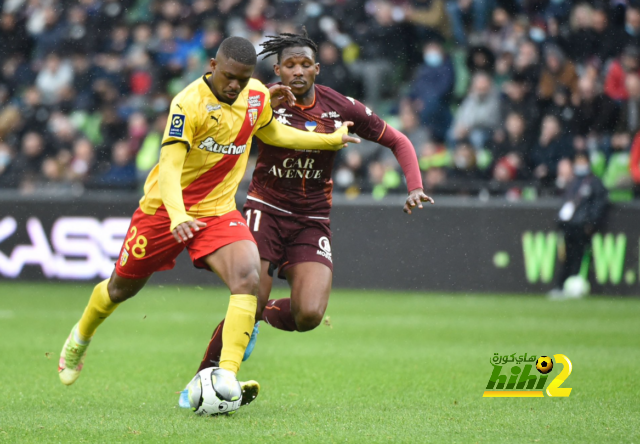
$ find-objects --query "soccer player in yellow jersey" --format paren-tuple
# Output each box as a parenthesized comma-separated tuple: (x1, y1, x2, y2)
(57, 37, 360, 404)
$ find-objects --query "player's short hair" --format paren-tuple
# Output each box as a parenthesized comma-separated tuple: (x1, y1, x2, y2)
(217, 36, 257, 66)
(258, 27, 319, 62)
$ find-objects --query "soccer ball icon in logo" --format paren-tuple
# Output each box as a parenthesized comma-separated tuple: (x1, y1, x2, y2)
(536, 356, 554, 374)
(186, 367, 243, 415)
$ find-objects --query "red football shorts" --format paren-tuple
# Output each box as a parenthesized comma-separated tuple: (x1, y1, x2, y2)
(242, 202, 333, 279)
(115, 207, 256, 279)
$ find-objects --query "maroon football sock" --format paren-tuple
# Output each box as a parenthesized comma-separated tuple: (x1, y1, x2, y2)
(197, 319, 225, 373)
(262, 298, 298, 332)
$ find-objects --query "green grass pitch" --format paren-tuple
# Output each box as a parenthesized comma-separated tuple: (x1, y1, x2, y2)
(0, 282, 638, 443)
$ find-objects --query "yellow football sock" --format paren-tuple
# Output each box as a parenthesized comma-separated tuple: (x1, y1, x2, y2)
(77, 279, 119, 341)
(219, 294, 257, 374)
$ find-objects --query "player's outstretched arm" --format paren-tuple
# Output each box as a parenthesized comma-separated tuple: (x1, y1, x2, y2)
(375, 124, 434, 213)
(158, 142, 207, 242)
(256, 118, 361, 151)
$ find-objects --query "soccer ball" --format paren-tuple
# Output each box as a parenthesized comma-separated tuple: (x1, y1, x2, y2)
(563, 275, 590, 298)
(536, 356, 554, 374)
(186, 367, 242, 415)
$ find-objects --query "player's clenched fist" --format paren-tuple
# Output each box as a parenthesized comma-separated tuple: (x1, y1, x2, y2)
(403, 188, 434, 214)
(172, 220, 207, 243)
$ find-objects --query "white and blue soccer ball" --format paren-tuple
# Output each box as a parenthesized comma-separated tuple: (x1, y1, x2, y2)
(187, 367, 242, 415)
(563, 275, 590, 298)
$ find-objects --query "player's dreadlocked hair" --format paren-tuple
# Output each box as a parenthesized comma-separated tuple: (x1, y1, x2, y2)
(217, 36, 257, 65)
(258, 27, 319, 62)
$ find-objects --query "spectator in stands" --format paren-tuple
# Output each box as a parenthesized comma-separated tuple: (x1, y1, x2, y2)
(35, 53, 74, 105)
(136, 113, 167, 180)
(547, 85, 575, 129)
(317, 41, 354, 97)
(603, 133, 634, 201)
(451, 71, 501, 149)
(530, 114, 572, 184)
(68, 138, 95, 183)
(408, 40, 454, 140)
(351, 0, 405, 109)
(560, 4, 598, 65)
(554, 158, 573, 192)
(491, 112, 531, 178)
(623, 3, 640, 48)
(448, 139, 483, 182)
(501, 72, 539, 140)
(64, 5, 97, 55)
(592, 6, 625, 63)
(33, 6, 67, 60)
(482, 7, 518, 55)
(445, 0, 495, 45)
(538, 45, 578, 101)
(552, 151, 608, 296)
(0, 142, 13, 186)
(94, 140, 137, 190)
(617, 73, 640, 135)
(466, 45, 496, 74)
(512, 40, 540, 90)
(398, 105, 430, 157)
(631, 131, 640, 197)
(604, 45, 640, 101)
(0, 12, 33, 58)
(572, 75, 619, 138)
(4, 132, 47, 188)
(404, 0, 451, 43)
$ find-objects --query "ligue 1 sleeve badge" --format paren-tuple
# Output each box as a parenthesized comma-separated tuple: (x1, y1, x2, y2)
(169, 114, 185, 137)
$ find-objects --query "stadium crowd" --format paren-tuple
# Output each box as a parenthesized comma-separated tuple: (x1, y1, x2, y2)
(1, 0, 640, 200)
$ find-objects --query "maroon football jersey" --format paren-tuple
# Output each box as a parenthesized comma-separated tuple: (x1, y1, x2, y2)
(249, 83, 387, 217)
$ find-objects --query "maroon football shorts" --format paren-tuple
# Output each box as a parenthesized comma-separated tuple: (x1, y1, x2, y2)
(242, 202, 333, 279)
(115, 207, 256, 279)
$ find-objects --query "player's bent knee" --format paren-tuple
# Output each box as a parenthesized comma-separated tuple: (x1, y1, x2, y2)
(228, 267, 260, 295)
(294, 309, 324, 332)
(107, 279, 141, 303)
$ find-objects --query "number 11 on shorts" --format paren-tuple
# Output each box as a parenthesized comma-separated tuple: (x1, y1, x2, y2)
(245, 209, 262, 231)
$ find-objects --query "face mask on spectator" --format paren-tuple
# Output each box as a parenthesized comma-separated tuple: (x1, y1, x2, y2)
(424, 51, 443, 67)
(0, 151, 9, 168)
(454, 155, 469, 169)
(574, 164, 590, 176)
(529, 27, 546, 42)
(556, 176, 568, 189)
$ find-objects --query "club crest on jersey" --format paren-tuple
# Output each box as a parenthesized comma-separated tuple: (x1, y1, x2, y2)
(305, 121, 318, 132)
(168, 114, 185, 137)
(248, 108, 258, 126)
(198, 137, 247, 155)
(248, 95, 262, 108)
(120, 249, 129, 267)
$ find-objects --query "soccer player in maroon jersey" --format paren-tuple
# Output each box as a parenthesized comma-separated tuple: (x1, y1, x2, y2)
(179, 30, 433, 407)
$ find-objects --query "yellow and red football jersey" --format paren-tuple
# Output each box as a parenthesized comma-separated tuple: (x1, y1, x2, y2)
(139, 74, 273, 219)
